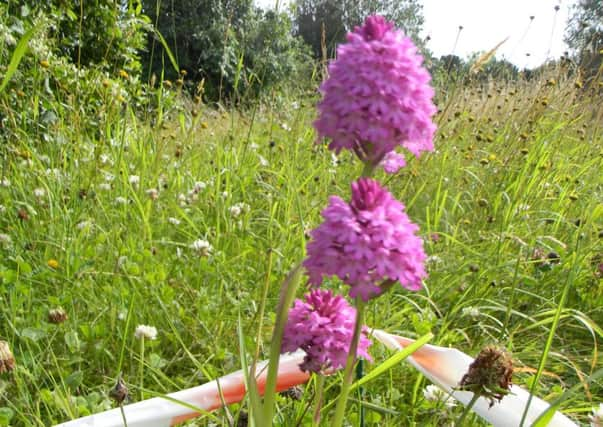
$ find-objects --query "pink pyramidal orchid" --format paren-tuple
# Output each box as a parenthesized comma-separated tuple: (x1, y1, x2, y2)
(304, 178, 427, 301)
(314, 15, 437, 170)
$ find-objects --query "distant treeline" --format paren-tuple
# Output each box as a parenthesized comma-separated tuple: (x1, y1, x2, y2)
(2, 0, 601, 102)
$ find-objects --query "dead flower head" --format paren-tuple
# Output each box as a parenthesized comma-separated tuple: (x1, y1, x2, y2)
(459, 345, 513, 407)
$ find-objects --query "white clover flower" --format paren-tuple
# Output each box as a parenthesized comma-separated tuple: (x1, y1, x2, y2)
(146, 188, 159, 200)
(291, 101, 300, 110)
(178, 193, 187, 206)
(115, 196, 128, 205)
(134, 325, 157, 340)
(0, 233, 12, 248)
(98, 183, 111, 191)
(462, 306, 481, 318)
(249, 142, 259, 151)
(0, 205, 5, 214)
(1, 178, 11, 187)
(229, 205, 242, 218)
(258, 155, 269, 167)
(104, 173, 115, 182)
(168, 217, 181, 226)
(280, 122, 291, 132)
(193, 181, 206, 193)
(34, 188, 45, 198)
(229, 202, 250, 218)
(190, 239, 212, 257)
(128, 175, 140, 187)
(221, 191, 229, 199)
(423, 385, 456, 408)
(591, 403, 603, 427)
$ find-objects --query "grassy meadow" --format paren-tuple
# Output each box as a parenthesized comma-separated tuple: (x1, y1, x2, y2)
(1, 52, 602, 426)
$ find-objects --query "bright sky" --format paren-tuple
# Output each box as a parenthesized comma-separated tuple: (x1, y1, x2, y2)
(421, 0, 576, 69)
(255, 0, 577, 69)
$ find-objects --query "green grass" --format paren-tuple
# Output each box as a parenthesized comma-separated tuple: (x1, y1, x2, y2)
(0, 63, 602, 426)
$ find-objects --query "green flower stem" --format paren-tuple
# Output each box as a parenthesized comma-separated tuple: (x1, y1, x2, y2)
(262, 265, 302, 423)
(139, 337, 145, 401)
(454, 393, 480, 427)
(312, 374, 326, 426)
(331, 297, 366, 427)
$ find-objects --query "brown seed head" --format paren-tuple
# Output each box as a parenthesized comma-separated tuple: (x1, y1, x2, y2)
(0, 341, 15, 374)
(109, 374, 129, 404)
(48, 308, 68, 324)
(459, 346, 513, 407)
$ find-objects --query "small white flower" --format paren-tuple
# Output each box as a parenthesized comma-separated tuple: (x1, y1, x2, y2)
(117, 310, 127, 321)
(134, 324, 157, 340)
(1, 178, 11, 187)
(462, 306, 481, 318)
(0, 233, 12, 248)
(99, 154, 111, 165)
(76, 220, 92, 230)
(98, 183, 111, 191)
(291, 101, 299, 110)
(146, 188, 159, 200)
(178, 193, 187, 206)
(104, 173, 115, 182)
(249, 142, 259, 151)
(331, 153, 339, 167)
(128, 175, 140, 187)
(229, 205, 242, 218)
(426, 255, 443, 265)
(591, 403, 603, 427)
(193, 181, 206, 193)
(34, 188, 45, 198)
(190, 239, 212, 257)
(168, 217, 181, 226)
(115, 196, 128, 205)
(258, 155, 269, 167)
(221, 191, 229, 199)
(0, 205, 5, 214)
(229, 202, 250, 218)
(280, 122, 291, 132)
(423, 385, 456, 407)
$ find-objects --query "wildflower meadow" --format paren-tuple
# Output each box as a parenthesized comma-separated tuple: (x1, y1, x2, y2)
(0, 2, 602, 427)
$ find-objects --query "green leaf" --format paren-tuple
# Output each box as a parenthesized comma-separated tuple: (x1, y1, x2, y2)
(0, 408, 14, 426)
(0, 24, 39, 95)
(64, 331, 81, 353)
(152, 28, 179, 74)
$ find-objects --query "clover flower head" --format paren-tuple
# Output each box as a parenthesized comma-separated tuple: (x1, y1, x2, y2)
(281, 289, 371, 373)
(134, 325, 158, 340)
(304, 178, 427, 301)
(314, 15, 436, 168)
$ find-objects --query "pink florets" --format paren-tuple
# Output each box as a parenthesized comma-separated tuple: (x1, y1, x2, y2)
(314, 15, 437, 167)
(281, 289, 371, 373)
(304, 178, 427, 301)
(380, 151, 406, 174)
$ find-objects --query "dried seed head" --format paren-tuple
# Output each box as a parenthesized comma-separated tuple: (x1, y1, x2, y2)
(459, 346, 513, 407)
(0, 341, 15, 374)
(279, 385, 303, 401)
(109, 374, 128, 404)
(48, 308, 68, 324)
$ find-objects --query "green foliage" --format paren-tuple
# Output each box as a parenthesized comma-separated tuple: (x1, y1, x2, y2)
(565, 0, 603, 81)
(294, 0, 425, 58)
(5, 0, 150, 72)
(141, 0, 311, 102)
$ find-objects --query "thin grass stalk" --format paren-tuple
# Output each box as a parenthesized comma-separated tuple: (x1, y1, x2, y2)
(331, 298, 366, 427)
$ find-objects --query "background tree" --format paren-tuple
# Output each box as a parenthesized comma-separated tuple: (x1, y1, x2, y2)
(141, 0, 310, 101)
(565, 0, 602, 81)
(294, 0, 425, 59)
